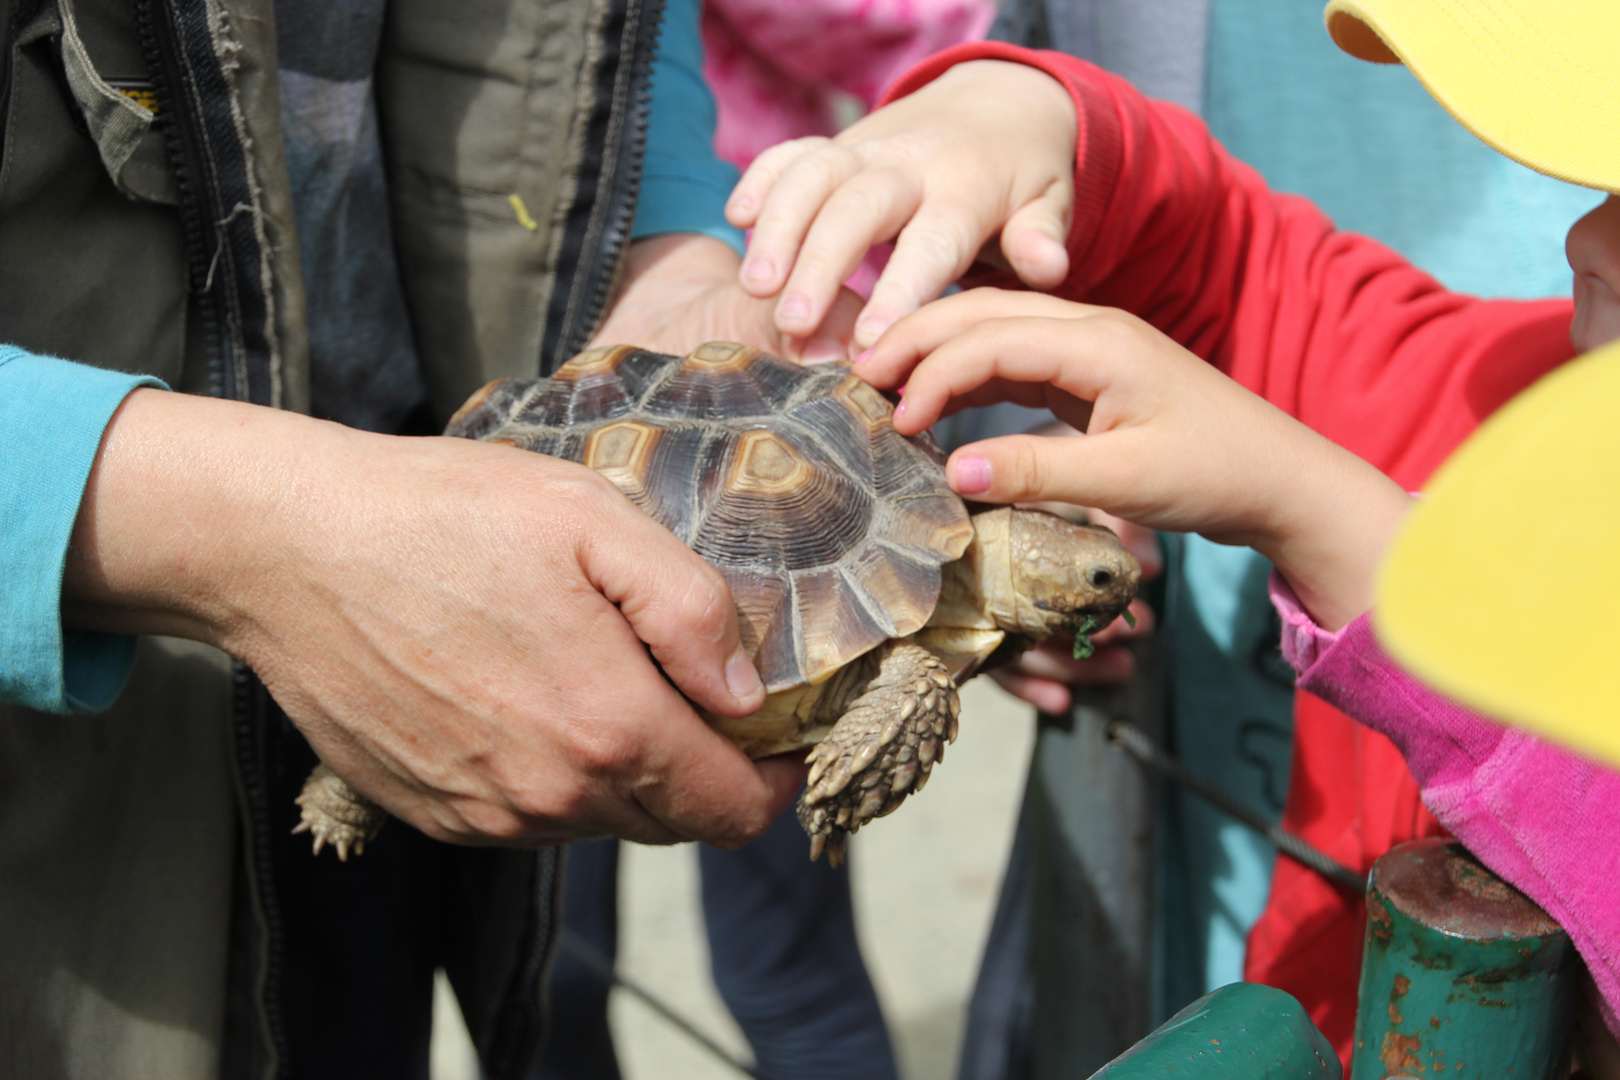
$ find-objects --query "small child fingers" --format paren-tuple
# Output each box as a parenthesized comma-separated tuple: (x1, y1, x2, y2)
(1000, 186, 1073, 289)
(945, 433, 1113, 508)
(887, 311, 1125, 435)
(853, 205, 1001, 346)
(739, 141, 863, 300)
(728, 137, 833, 227)
(773, 170, 923, 337)
(856, 289, 1099, 391)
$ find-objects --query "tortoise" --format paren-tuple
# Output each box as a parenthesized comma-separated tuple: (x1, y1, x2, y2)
(294, 342, 1140, 863)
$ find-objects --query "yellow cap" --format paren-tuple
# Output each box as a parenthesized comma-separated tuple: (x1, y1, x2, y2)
(1324, 0, 1620, 193)
(1376, 339, 1620, 767)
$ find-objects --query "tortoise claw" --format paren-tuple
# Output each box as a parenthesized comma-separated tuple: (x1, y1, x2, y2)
(294, 763, 387, 859)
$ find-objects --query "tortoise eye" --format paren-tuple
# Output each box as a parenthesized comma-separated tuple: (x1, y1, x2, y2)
(1087, 567, 1115, 589)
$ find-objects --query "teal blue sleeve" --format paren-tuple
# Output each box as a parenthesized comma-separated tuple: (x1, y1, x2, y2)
(0, 347, 166, 713)
(1205, 0, 1601, 301)
(633, 0, 745, 255)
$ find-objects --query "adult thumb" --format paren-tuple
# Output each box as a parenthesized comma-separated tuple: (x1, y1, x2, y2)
(579, 503, 766, 718)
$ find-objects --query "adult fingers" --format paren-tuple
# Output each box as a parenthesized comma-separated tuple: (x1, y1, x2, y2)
(781, 286, 865, 364)
(989, 643, 1137, 713)
(1016, 639, 1137, 687)
(743, 756, 813, 838)
(989, 668, 1073, 715)
(680, 757, 806, 848)
(737, 142, 864, 300)
(624, 721, 784, 848)
(573, 485, 765, 718)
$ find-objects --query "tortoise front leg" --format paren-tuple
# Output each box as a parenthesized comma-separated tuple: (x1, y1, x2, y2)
(294, 763, 387, 860)
(797, 640, 960, 865)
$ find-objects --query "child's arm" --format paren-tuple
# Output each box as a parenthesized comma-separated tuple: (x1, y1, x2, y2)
(863, 289, 1412, 631)
(741, 42, 1575, 489)
(1276, 588, 1620, 1042)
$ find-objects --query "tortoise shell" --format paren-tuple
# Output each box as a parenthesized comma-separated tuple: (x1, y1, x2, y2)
(447, 342, 975, 691)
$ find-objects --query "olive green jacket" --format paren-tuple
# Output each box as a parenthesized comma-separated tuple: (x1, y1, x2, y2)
(0, 0, 660, 1074)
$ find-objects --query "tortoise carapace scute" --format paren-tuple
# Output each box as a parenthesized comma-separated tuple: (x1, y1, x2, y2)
(446, 342, 976, 692)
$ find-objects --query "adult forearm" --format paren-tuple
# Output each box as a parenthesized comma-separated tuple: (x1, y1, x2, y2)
(61, 387, 360, 646)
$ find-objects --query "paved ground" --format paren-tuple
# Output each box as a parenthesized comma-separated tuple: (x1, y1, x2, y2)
(431, 678, 1037, 1080)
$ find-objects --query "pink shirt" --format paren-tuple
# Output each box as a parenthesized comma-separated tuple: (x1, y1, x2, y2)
(701, 0, 994, 296)
(1272, 575, 1620, 1036)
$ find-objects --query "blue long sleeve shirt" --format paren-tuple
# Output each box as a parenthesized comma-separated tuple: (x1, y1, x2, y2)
(0, 349, 163, 711)
(0, 0, 738, 713)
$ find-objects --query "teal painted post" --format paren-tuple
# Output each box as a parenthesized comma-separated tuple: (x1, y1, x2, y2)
(1350, 839, 1578, 1080)
(1090, 982, 1340, 1080)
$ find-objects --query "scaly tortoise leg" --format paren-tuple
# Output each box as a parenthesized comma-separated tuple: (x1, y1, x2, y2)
(797, 640, 960, 866)
(293, 763, 387, 860)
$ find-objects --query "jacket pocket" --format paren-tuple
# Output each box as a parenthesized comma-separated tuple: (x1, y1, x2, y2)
(0, 0, 188, 381)
(0, 0, 175, 206)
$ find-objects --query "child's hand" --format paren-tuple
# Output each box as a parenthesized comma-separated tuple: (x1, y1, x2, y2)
(861, 289, 1414, 630)
(727, 60, 1077, 351)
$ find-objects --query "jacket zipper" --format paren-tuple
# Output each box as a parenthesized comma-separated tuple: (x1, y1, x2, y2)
(539, 0, 667, 372)
(131, 0, 277, 406)
(131, 1, 287, 1076)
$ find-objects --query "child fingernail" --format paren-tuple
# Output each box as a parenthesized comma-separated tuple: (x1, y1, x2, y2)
(743, 258, 774, 284)
(853, 347, 874, 365)
(954, 456, 993, 494)
(777, 295, 810, 321)
(893, 400, 908, 422)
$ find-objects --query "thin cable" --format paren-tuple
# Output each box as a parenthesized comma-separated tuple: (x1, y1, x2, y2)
(558, 931, 774, 1080)
(1106, 719, 1369, 895)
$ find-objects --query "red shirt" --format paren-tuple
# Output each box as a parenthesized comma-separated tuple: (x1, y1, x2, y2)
(886, 42, 1576, 1064)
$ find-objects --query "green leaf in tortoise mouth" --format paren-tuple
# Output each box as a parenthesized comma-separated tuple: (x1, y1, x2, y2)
(1071, 608, 1135, 660)
(1072, 614, 1102, 661)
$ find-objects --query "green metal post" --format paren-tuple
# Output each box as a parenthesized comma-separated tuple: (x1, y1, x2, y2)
(1090, 982, 1340, 1080)
(1350, 838, 1578, 1080)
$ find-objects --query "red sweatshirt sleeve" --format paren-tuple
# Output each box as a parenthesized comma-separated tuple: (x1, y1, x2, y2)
(883, 44, 1576, 488)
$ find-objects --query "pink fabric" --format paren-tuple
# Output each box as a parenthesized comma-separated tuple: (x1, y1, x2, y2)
(1272, 573, 1620, 1038)
(703, 0, 994, 166)
(702, 0, 994, 297)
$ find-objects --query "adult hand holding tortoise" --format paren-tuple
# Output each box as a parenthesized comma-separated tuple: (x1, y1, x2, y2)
(59, 378, 801, 853)
(291, 341, 1139, 862)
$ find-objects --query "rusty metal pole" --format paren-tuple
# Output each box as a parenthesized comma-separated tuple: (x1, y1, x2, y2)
(1350, 838, 1579, 1080)
(1090, 982, 1341, 1080)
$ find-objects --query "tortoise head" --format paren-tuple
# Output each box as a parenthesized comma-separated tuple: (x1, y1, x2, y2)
(970, 507, 1140, 642)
